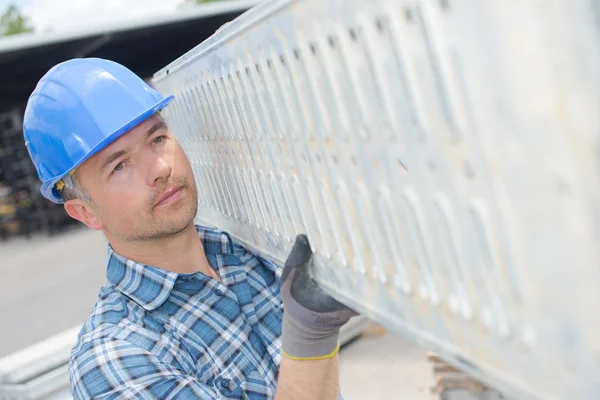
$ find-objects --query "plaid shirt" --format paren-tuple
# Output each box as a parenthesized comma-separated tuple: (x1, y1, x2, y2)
(70, 225, 284, 399)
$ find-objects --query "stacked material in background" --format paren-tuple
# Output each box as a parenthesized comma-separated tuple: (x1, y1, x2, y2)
(0, 109, 77, 240)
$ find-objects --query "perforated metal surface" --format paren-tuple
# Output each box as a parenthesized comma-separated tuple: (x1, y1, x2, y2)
(153, 0, 600, 398)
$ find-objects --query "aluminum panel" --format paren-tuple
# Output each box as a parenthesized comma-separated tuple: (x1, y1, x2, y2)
(153, 0, 600, 398)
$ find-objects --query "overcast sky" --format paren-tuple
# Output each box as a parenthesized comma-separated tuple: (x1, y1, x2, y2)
(1, 0, 182, 32)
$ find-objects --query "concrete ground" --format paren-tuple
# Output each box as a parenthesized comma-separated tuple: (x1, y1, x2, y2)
(0, 227, 106, 358)
(0, 227, 436, 398)
(340, 330, 436, 400)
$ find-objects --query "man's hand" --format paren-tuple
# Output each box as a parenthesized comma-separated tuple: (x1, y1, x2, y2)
(280, 234, 359, 360)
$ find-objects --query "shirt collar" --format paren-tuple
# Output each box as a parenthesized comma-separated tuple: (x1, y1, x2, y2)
(106, 225, 235, 311)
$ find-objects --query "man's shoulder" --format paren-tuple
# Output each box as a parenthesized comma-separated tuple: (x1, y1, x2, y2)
(69, 284, 171, 394)
(70, 286, 130, 358)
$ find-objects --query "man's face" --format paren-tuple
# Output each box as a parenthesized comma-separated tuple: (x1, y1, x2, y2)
(75, 113, 198, 242)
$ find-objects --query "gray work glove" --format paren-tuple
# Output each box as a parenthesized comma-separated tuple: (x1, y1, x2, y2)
(280, 234, 359, 360)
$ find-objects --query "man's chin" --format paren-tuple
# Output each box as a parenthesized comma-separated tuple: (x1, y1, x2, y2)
(158, 205, 197, 233)
(128, 219, 194, 242)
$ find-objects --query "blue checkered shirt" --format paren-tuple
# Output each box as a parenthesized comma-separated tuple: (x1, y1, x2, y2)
(70, 225, 284, 399)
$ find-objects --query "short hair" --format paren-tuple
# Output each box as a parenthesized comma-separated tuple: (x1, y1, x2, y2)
(58, 170, 91, 203)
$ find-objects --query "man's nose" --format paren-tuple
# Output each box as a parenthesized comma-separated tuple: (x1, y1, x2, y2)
(146, 151, 172, 186)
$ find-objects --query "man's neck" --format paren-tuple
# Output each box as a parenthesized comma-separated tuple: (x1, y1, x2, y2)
(107, 223, 219, 279)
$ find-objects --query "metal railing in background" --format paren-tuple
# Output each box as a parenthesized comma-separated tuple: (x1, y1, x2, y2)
(153, 0, 600, 399)
(0, 327, 78, 400)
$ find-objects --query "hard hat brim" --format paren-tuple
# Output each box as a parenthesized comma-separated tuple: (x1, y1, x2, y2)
(42, 94, 175, 204)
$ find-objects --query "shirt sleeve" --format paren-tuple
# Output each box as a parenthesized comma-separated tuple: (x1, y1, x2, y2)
(70, 338, 217, 400)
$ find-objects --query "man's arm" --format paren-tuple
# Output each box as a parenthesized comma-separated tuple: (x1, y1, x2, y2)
(275, 356, 339, 400)
(275, 235, 358, 400)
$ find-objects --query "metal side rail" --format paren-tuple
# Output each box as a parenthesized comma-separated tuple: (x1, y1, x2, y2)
(153, 0, 600, 399)
(0, 327, 79, 400)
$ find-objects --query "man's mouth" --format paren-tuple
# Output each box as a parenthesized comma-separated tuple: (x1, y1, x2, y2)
(155, 185, 184, 207)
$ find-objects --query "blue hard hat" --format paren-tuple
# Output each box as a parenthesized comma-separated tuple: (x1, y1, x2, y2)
(23, 58, 174, 204)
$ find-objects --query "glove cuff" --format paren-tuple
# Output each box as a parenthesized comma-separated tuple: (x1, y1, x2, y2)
(281, 312, 340, 360)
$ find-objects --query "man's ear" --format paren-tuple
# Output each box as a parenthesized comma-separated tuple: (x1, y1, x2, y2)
(63, 200, 103, 230)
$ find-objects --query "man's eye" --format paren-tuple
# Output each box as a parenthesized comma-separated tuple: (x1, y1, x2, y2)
(113, 162, 125, 172)
(153, 136, 166, 145)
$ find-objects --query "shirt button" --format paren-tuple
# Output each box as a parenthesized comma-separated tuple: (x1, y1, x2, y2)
(214, 288, 224, 296)
(220, 378, 230, 388)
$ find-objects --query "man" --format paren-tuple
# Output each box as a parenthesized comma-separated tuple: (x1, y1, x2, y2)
(23, 58, 357, 399)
